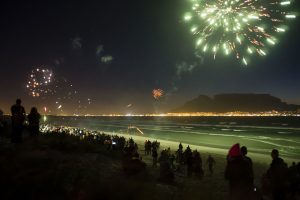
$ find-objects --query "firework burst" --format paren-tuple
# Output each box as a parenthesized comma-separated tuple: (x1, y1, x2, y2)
(152, 89, 164, 100)
(184, 0, 296, 65)
(25, 67, 85, 114)
(26, 67, 54, 97)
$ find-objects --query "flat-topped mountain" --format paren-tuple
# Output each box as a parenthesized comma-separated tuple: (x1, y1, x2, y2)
(172, 94, 300, 113)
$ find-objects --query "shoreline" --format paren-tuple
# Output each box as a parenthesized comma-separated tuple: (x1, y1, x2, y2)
(42, 124, 298, 164)
(100, 130, 296, 165)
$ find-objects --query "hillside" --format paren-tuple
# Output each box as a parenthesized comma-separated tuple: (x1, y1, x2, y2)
(0, 128, 272, 200)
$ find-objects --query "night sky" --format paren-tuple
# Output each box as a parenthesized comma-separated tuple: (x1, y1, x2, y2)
(0, 0, 300, 115)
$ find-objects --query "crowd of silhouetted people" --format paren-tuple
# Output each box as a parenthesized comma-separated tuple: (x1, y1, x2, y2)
(0, 99, 41, 143)
(0, 99, 300, 200)
(41, 125, 300, 200)
(225, 143, 300, 200)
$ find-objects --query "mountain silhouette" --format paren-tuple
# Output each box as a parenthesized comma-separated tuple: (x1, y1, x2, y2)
(172, 94, 300, 112)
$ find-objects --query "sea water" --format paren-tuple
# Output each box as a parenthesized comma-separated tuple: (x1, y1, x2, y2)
(46, 116, 300, 159)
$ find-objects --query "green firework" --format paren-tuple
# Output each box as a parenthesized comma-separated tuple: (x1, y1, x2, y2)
(184, 0, 296, 65)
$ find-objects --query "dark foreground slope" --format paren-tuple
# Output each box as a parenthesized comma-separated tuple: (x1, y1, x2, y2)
(0, 132, 270, 200)
(173, 94, 300, 112)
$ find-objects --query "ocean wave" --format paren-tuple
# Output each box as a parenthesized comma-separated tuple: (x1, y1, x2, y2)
(184, 127, 194, 129)
(277, 132, 291, 134)
(209, 133, 246, 138)
(176, 123, 300, 131)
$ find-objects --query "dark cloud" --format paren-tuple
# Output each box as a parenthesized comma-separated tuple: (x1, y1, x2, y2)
(71, 36, 82, 49)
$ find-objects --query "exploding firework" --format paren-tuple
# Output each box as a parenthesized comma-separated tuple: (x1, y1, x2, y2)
(25, 67, 86, 114)
(152, 89, 164, 100)
(26, 67, 54, 97)
(184, 0, 296, 65)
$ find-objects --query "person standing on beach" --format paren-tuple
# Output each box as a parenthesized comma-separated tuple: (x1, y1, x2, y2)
(158, 150, 173, 182)
(207, 154, 216, 176)
(266, 149, 288, 200)
(186, 150, 193, 177)
(152, 147, 158, 167)
(241, 146, 253, 166)
(0, 109, 5, 136)
(179, 142, 183, 151)
(11, 99, 26, 143)
(225, 143, 258, 200)
(241, 146, 254, 185)
(27, 107, 41, 137)
(193, 150, 204, 179)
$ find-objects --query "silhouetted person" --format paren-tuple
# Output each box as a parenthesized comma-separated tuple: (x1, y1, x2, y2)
(152, 148, 158, 167)
(287, 162, 299, 198)
(0, 109, 5, 136)
(11, 99, 26, 143)
(186, 145, 191, 153)
(179, 142, 183, 151)
(27, 107, 41, 137)
(144, 140, 151, 155)
(176, 143, 184, 164)
(152, 140, 159, 151)
(0, 109, 3, 119)
(158, 150, 173, 182)
(193, 151, 204, 179)
(169, 154, 175, 169)
(225, 143, 257, 200)
(123, 152, 146, 176)
(207, 154, 216, 176)
(186, 151, 193, 177)
(184, 145, 192, 164)
(296, 162, 300, 197)
(266, 149, 288, 200)
(241, 146, 253, 165)
(241, 146, 254, 185)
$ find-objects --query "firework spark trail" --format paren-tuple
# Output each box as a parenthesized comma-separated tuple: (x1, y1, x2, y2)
(184, 0, 296, 65)
(101, 55, 113, 64)
(128, 125, 144, 135)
